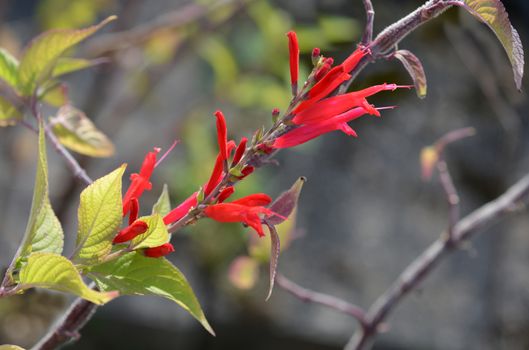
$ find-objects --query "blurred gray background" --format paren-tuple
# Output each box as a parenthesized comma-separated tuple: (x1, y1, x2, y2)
(0, 0, 529, 349)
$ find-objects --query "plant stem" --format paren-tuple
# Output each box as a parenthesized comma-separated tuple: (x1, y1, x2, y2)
(344, 172, 529, 350)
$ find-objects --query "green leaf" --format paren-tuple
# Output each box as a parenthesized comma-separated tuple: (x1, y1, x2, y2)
(16, 124, 63, 261)
(18, 252, 117, 305)
(152, 184, 171, 216)
(40, 82, 69, 107)
(0, 48, 19, 88)
(50, 105, 115, 157)
(52, 57, 107, 78)
(458, 0, 524, 89)
(0, 97, 22, 127)
(72, 165, 125, 265)
(0, 345, 26, 350)
(18, 16, 116, 95)
(130, 214, 170, 250)
(89, 252, 214, 335)
(393, 50, 427, 98)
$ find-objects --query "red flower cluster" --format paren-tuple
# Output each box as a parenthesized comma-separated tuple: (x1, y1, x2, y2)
(114, 147, 175, 258)
(274, 31, 409, 148)
(204, 193, 283, 237)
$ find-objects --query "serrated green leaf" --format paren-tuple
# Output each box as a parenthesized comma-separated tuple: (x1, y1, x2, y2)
(394, 50, 427, 98)
(0, 48, 19, 88)
(152, 184, 171, 216)
(51, 105, 115, 157)
(18, 252, 117, 305)
(0, 345, 26, 350)
(16, 124, 63, 261)
(89, 252, 214, 335)
(72, 165, 125, 265)
(130, 214, 170, 250)
(52, 57, 106, 78)
(458, 0, 524, 89)
(0, 96, 22, 127)
(18, 16, 116, 95)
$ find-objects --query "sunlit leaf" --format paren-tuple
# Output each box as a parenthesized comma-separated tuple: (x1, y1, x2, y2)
(458, 0, 524, 89)
(0, 96, 21, 127)
(89, 252, 214, 335)
(0, 345, 26, 350)
(52, 57, 107, 78)
(15, 124, 63, 263)
(130, 214, 170, 250)
(228, 256, 259, 290)
(72, 165, 125, 265)
(394, 50, 427, 98)
(18, 16, 116, 95)
(0, 48, 19, 88)
(40, 82, 69, 107)
(51, 105, 115, 157)
(18, 253, 118, 304)
(152, 184, 171, 216)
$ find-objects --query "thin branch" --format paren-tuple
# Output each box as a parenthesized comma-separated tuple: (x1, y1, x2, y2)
(361, 0, 375, 45)
(276, 273, 368, 327)
(436, 160, 459, 241)
(344, 172, 529, 350)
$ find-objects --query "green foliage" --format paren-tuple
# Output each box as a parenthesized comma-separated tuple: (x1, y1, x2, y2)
(89, 252, 214, 334)
(50, 105, 115, 157)
(15, 124, 63, 266)
(72, 165, 125, 265)
(0, 48, 19, 88)
(18, 16, 116, 95)
(52, 57, 105, 78)
(459, 0, 524, 89)
(18, 253, 117, 305)
(0, 345, 26, 350)
(130, 214, 170, 250)
(152, 184, 171, 216)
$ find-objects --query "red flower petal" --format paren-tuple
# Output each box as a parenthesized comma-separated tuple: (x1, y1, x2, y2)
(217, 186, 235, 203)
(113, 220, 149, 244)
(231, 193, 272, 207)
(341, 47, 368, 73)
(128, 197, 139, 225)
(163, 192, 198, 225)
(144, 243, 174, 258)
(231, 137, 247, 166)
(287, 31, 299, 89)
(214, 110, 228, 162)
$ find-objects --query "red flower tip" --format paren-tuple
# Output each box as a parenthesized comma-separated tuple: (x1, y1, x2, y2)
(286, 31, 299, 94)
(272, 108, 281, 116)
(139, 148, 160, 178)
(257, 143, 274, 154)
(231, 137, 248, 166)
(314, 62, 333, 82)
(312, 47, 321, 58)
(128, 197, 139, 225)
(231, 193, 272, 207)
(214, 110, 228, 162)
(113, 220, 149, 244)
(144, 243, 174, 258)
(217, 186, 235, 203)
(163, 192, 198, 225)
(341, 47, 368, 72)
(240, 165, 255, 179)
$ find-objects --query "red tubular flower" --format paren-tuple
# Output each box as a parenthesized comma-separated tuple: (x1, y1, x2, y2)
(144, 243, 175, 258)
(128, 198, 139, 225)
(292, 84, 401, 125)
(231, 193, 272, 206)
(239, 165, 254, 179)
(273, 107, 367, 148)
(214, 110, 228, 162)
(163, 192, 198, 225)
(341, 46, 368, 72)
(123, 148, 160, 216)
(113, 220, 149, 244)
(231, 137, 247, 166)
(287, 31, 299, 94)
(217, 186, 235, 203)
(204, 199, 281, 237)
